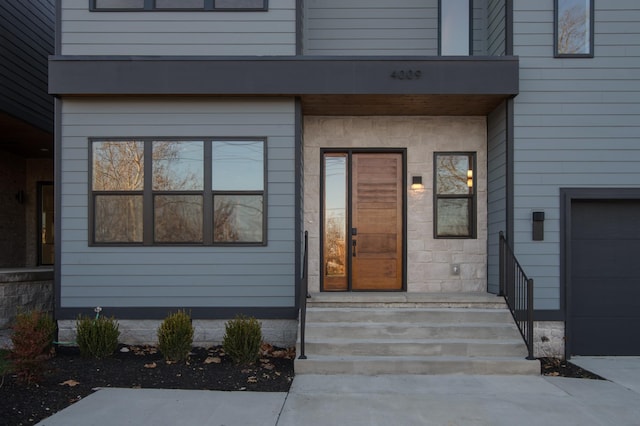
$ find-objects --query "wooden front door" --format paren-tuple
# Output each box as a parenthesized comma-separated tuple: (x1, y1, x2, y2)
(322, 152, 404, 291)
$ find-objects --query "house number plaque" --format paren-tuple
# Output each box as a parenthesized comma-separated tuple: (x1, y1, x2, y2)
(390, 70, 422, 80)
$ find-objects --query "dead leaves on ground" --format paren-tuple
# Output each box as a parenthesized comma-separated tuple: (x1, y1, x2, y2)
(260, 343, 296, 360)
(59, 379, 80, 387)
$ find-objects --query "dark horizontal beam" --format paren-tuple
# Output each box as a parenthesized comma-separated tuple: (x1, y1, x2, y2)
(49, 56, 519, 96)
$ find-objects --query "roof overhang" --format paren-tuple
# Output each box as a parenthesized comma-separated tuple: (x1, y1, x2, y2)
(49, 56, 519, 115)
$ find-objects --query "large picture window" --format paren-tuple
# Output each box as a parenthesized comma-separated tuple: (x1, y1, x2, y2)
(434, 152, 476, 238)
(91, 138, 266, 245)
(92, 0, 267, 11)
(555, 0, 594, 57)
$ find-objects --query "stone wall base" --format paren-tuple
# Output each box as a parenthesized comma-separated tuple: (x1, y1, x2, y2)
(533, 321, 565, 358)
(57, 318, 299, 348)
(0, 270, 54, 328)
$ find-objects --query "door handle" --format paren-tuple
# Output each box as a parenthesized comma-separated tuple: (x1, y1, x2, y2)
(352, 239, 357, 257)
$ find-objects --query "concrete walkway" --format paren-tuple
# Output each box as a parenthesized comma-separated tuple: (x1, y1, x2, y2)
(36, 357, 640, 426)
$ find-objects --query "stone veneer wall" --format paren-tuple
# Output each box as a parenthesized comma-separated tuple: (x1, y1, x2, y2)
(534, 321, 565, 358)
(303, 116, 488, 293)
(57, 319, 298, 348)
(0, 269, 54, 328)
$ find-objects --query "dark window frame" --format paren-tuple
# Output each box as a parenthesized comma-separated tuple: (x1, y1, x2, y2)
(433, 151, 477, 239)
(89, 137, 267, 247)
(90, 0, 268, 12)
(554, 0, 594, 58)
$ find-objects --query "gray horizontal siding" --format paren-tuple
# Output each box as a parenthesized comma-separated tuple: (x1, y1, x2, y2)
(59, 97, 297, 309)
(0, 0, 54, 131)
(59, 0, 296, 55)
(486, 100, 507, 294)
(473, 0, 487, 55)
(303, 0, 438, 55)
(513, 0, 640, 310)
(487, 0, 506, 55)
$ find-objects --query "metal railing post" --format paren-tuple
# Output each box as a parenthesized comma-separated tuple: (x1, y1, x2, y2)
(527, 278, 535, 360)
(298, 231, 308, 360)
(498, 231, 505, 297)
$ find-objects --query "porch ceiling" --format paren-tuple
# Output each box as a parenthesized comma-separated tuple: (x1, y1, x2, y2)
(301, 94, 509, 116)
(0, 112, 53, 159)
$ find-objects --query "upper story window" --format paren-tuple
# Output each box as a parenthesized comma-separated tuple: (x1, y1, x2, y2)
(555, 0, 594, 57)
(440, 0, 471, 55)
(91, 138, 266, 246)
(91, 0, 267, 11)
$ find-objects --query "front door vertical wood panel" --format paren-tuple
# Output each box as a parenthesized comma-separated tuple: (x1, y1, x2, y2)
(322, 151, 404, 291)
(352, 153, 403, 290)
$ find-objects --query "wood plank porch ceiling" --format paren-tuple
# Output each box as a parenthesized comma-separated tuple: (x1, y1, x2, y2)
(301, 94, 508, 116)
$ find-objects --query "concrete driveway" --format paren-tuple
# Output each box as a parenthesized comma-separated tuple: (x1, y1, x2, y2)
(37, 357, 640, 426)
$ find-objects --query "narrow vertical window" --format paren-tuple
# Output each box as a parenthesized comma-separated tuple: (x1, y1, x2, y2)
(440, 0, 470, 55)
(92, 141, 145, 243)
(434, 152, 476, 238)
(38, 182, 54, 265)
(152, 141, 204, 243)
(555, 0, 593, 57)
(212, 140, 265, 244)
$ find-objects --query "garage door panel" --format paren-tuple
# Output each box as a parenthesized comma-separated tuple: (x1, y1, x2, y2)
(573, 241, 640, 277)
(572, 279, 640, 316)
(572, 200, 640, 239)
(572, 317, 640, 356)
(570, 199, 640, 356)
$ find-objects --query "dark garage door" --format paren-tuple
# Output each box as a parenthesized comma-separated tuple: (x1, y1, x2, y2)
(570, 199, 640, 356)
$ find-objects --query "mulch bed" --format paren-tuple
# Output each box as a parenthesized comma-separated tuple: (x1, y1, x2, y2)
(0, 344, 294, 426)
(0, 348, 606, 426)
(539, 357, 606, 380)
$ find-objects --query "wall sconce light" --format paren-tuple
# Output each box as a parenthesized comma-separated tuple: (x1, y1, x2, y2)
(532, 211, 545, 241)
(411, 176, 424, 190)
(467, 169, 473, 188)
(15, 190, 25, 205)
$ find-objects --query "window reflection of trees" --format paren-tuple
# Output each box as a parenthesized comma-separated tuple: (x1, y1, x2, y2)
(324, 156, 347, 277)
(214, 195, 263, 243)
(93, 139, 265, 244)
(435, 153, 474, 238)
(437, 155, 470, 195)
(93, 141, 144, 243)
(325, 215, 346, 276)
(558, 1, 588, 54)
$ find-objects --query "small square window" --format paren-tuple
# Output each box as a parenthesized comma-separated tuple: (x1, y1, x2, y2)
(555, 0, 594, 57)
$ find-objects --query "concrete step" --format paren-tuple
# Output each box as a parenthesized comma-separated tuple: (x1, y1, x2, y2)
(294, 355, 541, 375)
(307, 292, 508, 309)
(303, 338, 528, 357)
(305, 307, 514, 324)
(304, 322, 522, 340)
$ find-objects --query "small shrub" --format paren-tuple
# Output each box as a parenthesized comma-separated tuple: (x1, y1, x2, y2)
(76, 313, 120, 359)
(157, 310, 194, 363)
(0, 349, 12, 375)
(223, 315, 262, 365)
(10, 310, 56, 383)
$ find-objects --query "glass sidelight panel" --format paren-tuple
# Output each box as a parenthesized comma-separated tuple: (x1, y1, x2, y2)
(39, 183, 54, 265)
(323, 154, 348, 283)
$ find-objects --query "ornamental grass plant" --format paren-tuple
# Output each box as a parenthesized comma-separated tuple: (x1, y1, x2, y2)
(222, 315, 262, 365)
(75, 308, 120, 359)
(157, 310, 194, 363)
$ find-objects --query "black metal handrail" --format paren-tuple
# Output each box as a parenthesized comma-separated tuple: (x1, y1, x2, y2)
(499, 231, 535, 360)
(298, 231, 309, 360)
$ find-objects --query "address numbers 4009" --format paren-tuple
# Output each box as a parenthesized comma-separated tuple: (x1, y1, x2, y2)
(390, 70, 422, 80)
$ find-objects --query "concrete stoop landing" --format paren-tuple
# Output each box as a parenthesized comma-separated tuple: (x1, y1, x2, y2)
(295, 292, 540, 376)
